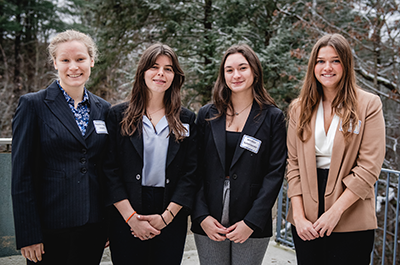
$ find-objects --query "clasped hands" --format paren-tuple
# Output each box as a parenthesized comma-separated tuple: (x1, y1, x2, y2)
(200, 216, 254, 244)
(294, 207, 342, 241)
(126, 213, 171, 241)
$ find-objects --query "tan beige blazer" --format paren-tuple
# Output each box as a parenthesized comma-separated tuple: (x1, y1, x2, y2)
(286, 89, 385, 232)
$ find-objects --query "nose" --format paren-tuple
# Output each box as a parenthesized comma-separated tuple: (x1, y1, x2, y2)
(233, 69, 241, 78)
(69, 61, 78, 70)
(157, 67, 165, 76)
(324, 62, 333, 71)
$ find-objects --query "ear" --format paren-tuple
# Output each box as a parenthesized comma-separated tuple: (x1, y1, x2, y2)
(53, 59, 58, 70)
(90, 58, 94, 67)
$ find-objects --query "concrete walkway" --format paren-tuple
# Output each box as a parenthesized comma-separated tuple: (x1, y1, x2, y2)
(0, 234, 296, 265)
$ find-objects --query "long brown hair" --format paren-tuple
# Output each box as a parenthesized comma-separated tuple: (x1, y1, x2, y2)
(212, 44, 276, 118)
(120, 43, 186, 141)
(292, 33, 359, 142)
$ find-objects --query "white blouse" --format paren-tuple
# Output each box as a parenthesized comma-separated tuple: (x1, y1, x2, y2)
(315, 99, 340, 169)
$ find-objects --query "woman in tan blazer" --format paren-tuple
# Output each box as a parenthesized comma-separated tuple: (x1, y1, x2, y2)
(286, 33, 385, 265)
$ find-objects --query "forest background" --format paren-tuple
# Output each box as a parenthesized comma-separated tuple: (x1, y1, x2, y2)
(0, 0, 399, 171)
(1, 1, 400, 263)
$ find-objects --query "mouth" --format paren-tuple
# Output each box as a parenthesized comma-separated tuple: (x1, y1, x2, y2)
(68, 74, 83, 78)
(322, 74, 335, 77)
(232, 81, 244, 85)
(153, 79, 166, 84)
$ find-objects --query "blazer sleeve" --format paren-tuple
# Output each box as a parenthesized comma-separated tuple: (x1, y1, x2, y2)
(103, 106, 130, 206)
(286, 102, 302, 199)
(191, 106, 211, 221)
(169, 109, 198, 210)
(11, 95, 43, 249)
(342, 95, 385, 200)
(243, 109, 287, 231)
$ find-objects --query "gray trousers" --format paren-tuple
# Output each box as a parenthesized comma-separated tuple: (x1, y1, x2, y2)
(194, 234, 270, 265)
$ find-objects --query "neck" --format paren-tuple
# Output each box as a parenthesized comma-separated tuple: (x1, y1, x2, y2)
(231, 90, 253, 110)
(322, 87, 338, 104)
(60, 81, 84, 105)
(147, 92, 165, 111)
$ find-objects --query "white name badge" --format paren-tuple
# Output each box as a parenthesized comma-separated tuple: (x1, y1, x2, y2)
(183, 123, 190, 137)
(93, 120, 108, 134)
(240, 135, 261, 154)
(339, 120, 361, 135)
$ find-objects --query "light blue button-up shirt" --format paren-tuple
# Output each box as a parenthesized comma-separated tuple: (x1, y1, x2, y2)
(142, 115, 169, 187)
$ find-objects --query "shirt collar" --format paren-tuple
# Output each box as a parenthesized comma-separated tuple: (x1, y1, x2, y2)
(143, 115, 169, 135)
(57, 80, 90, 106)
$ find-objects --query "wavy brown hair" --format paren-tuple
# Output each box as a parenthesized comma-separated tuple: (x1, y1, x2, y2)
(291, 33, 359, 142)
(212, 44, 276, 118)
(120, 43, 186, 141)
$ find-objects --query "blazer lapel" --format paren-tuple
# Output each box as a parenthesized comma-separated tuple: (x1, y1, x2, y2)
(44, 81, 87, 147)
(325, 121, 345, 195)
(305, 111, 319, 202)
(85, 92, 102, 139)
(129, 129, 143, 160)
(210, 107, 226, 174)
(230, 102, 264, 169)
(166, 133, 180, 168)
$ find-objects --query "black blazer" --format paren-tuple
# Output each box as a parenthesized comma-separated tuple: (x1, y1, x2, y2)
(103, 103, 197, 213)
(191, 102, 287, 238)
(11, 81, 111, 249)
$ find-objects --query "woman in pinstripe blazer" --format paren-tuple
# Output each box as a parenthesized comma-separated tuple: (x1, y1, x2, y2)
(11, 30, 110, 264)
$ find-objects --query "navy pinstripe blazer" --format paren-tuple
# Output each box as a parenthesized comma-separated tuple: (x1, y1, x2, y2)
(11, 81, 110, 249)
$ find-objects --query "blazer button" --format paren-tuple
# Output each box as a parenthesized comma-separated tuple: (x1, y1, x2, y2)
(81, 148, 87, 154)
(80, 167, 87, 174)
(80, 157, 87, 164)
(232, 174, 238, 180)
(166, 179, 170, 184)
(136, 174, 141, 180)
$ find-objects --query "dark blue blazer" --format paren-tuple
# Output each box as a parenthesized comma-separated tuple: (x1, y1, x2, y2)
(103, 102, 197, 213)
(191, 102, 287, 238)
(11, 81, 111, 249)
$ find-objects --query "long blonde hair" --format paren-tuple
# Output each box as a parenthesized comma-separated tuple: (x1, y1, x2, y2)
(292, 34, 359, 142)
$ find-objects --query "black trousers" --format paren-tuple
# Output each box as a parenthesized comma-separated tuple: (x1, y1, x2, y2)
(109, 187, 188, 265)
(27, 221, 107, 265)
(292, 168, 375, 265)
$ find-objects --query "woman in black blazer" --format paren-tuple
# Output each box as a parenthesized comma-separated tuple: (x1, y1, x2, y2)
(103, 43, 197, 264)
(11, 30, 110, 264)
(191, 44, 287, 264)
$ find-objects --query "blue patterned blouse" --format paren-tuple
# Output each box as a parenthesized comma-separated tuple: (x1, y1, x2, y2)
(57, 81, 90, 136)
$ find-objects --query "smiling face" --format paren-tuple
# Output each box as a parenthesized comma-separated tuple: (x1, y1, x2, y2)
(53, 40, 94, 93)
(314, 46, 343, 91)
(144, 55, 175, 97)
(224, 53, 254, 95)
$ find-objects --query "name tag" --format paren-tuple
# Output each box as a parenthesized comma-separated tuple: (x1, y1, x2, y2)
(339, 120, 361, 135)
(93, 120, 108, 134)
(183, 123, 190, 137)
(240, 135, 261, 154)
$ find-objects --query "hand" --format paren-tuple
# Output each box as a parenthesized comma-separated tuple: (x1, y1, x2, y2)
(21, 243, 45, 263)
(293, 216, 319, 241)
(226, 221, 253, 243)
(127, 214, 161, 241)
(313, 207, 342, 237)
(200, 216, 228, 241)
(137, 214, 167, 230)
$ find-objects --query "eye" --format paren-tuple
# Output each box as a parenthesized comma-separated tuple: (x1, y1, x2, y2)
(225, 69, 233, 73)
(333, 60, 341, 64)
(240, 66, 247, 71)
(316, 60, 324, 64)
(165, 67, 174, 72)
(61, 59, 69, 62)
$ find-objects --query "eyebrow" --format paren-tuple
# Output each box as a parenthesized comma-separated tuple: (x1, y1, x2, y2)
(153, 63, 174, 68)
(224, 62, 249, 69)
(317, 56, 340, 59)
